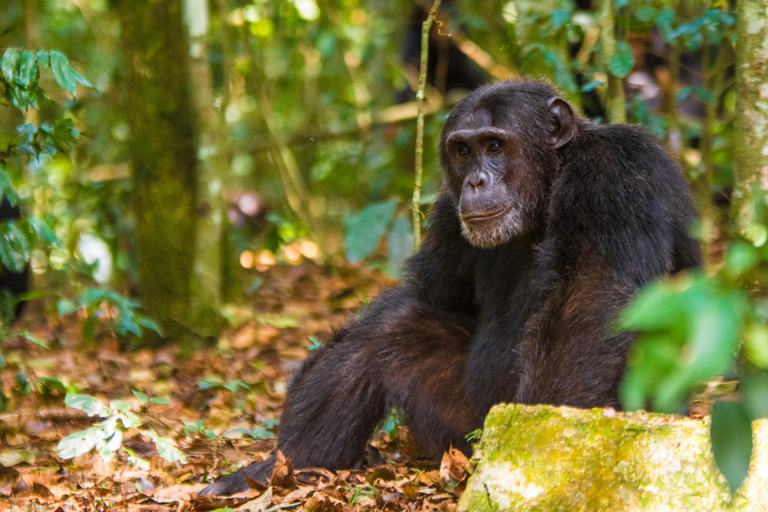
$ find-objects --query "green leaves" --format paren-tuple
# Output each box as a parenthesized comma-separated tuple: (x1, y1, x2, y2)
(608, 41, 634, 78)
(18, 51, 39, 89)
(345, 199, 397, 264)
(0, 48, 93, 115)
(711, 401, 753, 493)
(145, 432, 186, 463)
(59, 393, 184, 465)
(72, 288, 162, 342)
(1, 49, 21, 84)
(65, 394, 109, 417)
(619, 272, 747, 413)
(49, 50, 93, 99)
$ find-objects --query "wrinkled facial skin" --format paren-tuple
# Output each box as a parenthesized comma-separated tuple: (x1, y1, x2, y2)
(440, 85, 575, 249)
(445, 112, 526, 248)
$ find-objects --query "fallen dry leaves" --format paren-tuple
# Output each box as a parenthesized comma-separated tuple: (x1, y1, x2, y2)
(0, 263, 471, 511)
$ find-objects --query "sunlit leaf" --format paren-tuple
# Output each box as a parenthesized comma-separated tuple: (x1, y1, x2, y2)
(0, 167, 17, 207)
(18, 51, 38, 89)
(1, 49, 21, 83)
(550, 9, 570, 29)
(21, 331, 48, 349)
(36, 50, 48, 69)
(65, 394, 108, 417)
(144, 431, 186, 463)
(29, 217, 59, 245)
(57, 426, 108, 459)
(49, 51, 77, 97)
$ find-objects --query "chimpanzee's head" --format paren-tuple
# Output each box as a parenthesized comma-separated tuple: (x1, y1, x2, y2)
(439, 80, 577, 249)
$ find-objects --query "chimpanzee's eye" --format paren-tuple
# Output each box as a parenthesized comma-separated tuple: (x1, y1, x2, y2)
(488, 141, 502, 153)
(458, 145, 470, 157)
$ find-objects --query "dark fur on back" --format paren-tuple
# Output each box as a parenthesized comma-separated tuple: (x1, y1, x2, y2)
(200, 80, 700, 496)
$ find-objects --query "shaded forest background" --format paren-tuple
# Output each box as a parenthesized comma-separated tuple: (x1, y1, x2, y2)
(2, 0, 768, 508)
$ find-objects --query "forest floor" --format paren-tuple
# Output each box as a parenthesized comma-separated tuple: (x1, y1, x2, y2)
(0, 263, 471, 511)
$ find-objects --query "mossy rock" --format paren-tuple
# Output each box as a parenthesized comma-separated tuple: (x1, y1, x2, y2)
(458, 404, 768, 511)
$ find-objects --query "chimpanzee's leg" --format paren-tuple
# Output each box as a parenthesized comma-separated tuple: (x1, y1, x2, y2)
(199, 289, 479, 496)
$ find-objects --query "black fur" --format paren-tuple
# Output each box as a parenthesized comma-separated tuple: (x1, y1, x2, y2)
(200, 80, 701, 496)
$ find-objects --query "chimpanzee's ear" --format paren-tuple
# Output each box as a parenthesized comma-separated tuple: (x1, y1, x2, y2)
(547, 97, 576, 149)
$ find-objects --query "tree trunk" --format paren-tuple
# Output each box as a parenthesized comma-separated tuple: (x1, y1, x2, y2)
(118, 0, 198, 342)
(733, 0, 768, 234)
(184, 0, 224, 337)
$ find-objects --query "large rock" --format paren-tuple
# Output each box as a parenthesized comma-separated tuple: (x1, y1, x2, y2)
(458, 404, 768, 511)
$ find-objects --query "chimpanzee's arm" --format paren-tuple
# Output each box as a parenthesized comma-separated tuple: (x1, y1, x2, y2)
(401, 193, 478, 312)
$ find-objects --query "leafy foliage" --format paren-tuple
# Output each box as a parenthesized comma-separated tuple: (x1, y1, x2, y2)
(619, 236, 768, 491)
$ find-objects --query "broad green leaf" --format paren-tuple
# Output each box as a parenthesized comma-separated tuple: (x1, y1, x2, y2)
(621, 334, 680, 411)
(345, 199, 397, 263)
(676, 86, 692, 102)
(57, 426, 108, 459)
(138, 317, 162, 335)
(692, 85, 716, 106)
(80, 288, 106, 308)
(110, 399, 131, 412)
(57, 299, 77, 316)
(550, 9, 570, 29)
(65, 394, 108, 417)
(636, 5, 657, 22)
(724, 242, 759, 280)
(132, 390, 149, 402)
(745, 324, 768, 368)
(0, 168, 17, 207)
(0, 448, 36, 467)
(743, 373, 768, 420)
(199, 375, 224, 390)
(0, 222, 31, 273)
(119, 411, 141, 429)
(1, 49, 21, 82)
(29, 217, 59, 245)
(223, 380, 250, 393)
(618, 273, 701, 332)
(684, 294, 741, 379)
(711, 401, 753, 493)
(18, 51, 38, 89)
(37, 377, 66, 393)
(49, 51, 77, 97)
(655, 8, 675, 42)
(36, 50, 48, 69)
(101, 431, 123, 456)
(608, 41, 634, 78)
(144, 431, 186, 463)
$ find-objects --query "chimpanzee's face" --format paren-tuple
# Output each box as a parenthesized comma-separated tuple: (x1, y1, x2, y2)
(439, 84, 576, 249)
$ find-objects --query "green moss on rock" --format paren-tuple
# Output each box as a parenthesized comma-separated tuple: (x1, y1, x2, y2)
(459, 404, 768, 511)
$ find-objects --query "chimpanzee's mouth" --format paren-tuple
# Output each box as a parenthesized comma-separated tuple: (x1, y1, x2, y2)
(462, 205, 512, 222)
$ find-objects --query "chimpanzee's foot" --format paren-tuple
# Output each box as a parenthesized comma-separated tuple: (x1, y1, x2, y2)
(198, 455, 276, 496)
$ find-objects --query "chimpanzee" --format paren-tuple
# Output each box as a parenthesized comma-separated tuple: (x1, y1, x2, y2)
(200, 79, 701, 495)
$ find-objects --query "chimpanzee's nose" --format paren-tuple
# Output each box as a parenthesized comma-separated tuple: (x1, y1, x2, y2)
(466, 171, 489, 190)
